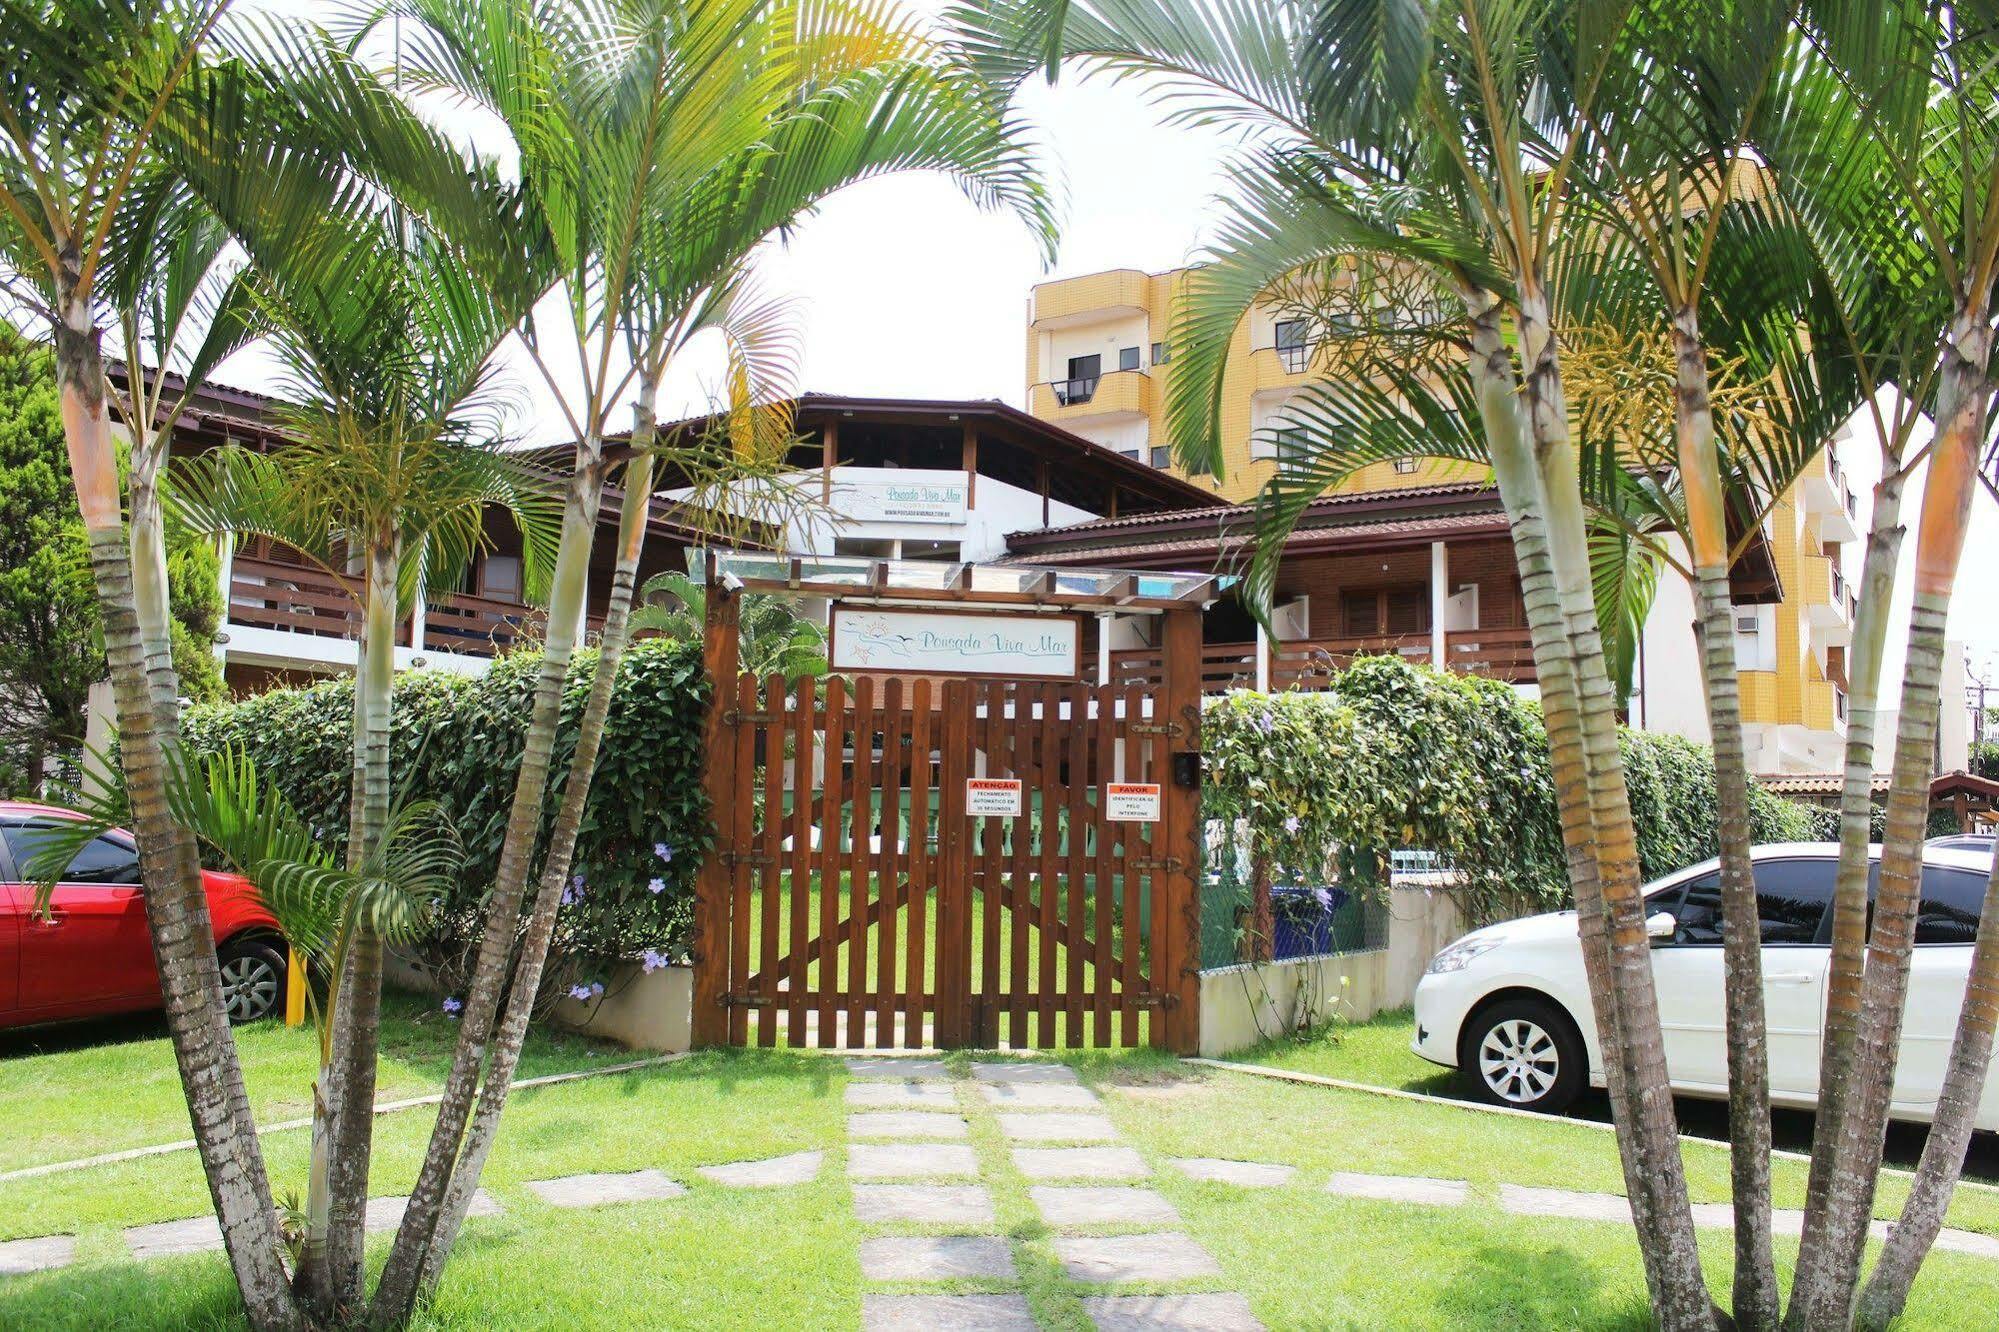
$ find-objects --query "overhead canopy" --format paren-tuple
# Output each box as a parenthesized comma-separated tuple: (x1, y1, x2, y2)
(692, 549, 1222, 614)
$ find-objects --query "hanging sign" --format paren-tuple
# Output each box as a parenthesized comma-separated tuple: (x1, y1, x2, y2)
(966, 778, 1023, 817)
(831, 605, 1080, 679)
(1104, 783, 1162, 822)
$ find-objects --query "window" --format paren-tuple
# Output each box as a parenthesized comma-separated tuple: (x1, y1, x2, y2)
(1057, 353, 1101, 405)
(1273, 319, 1310, 373)
(1276, 427, 1310, 462)
(1661, 859, 1836, 945)
(2, 823, 142, 886)
(1339, 586, 1431, 638)
(1149, 445, 1172, 469)
(1735, 611, 1761, 635)
(1392, 458, 1418, 475)
(1752, 858, 1835, 944)
(1118, 345, 1140, 372)
(1916, 865, 1988, 945)
(900, 539, 961, 562)
(1150, 341, 1171, 365)
(481, 554, 522, 598)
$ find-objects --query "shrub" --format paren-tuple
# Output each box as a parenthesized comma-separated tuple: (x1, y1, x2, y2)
(181, 638, 709, 983)
(1202, 655, 1850, 922)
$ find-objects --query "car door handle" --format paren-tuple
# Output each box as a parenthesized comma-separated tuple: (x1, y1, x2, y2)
(1767, 972, 1816, 986)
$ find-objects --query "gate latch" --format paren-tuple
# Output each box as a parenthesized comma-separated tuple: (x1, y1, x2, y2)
(1129, 722, 1178, 737)
(720, 850, 774, 868)
(722, 709, 773, 726)
(1131, 857, 1184, 874)
(720, 993, 775, 1008)
(1130, 992, 1179, 1009)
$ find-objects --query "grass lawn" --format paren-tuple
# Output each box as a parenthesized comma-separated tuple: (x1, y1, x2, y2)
(0, 992, 630, 1174)
(5, 1013, 1998, 1328)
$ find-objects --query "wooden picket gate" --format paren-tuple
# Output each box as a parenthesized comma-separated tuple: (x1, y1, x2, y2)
(691, 672, 1200, 1051)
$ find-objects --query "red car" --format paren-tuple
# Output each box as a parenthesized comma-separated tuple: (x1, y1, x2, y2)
(0, 800, 288, 1029)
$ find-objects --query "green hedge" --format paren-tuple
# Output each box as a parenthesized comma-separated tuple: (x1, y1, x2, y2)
(181, 639, 709, 980)
(1203, 656, 1829, 925)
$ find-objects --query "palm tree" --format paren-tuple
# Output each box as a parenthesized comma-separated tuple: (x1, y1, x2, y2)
(365, 1, 1053, 1317)
(0, 4, 301, 1320)
(630, 569, 828, 680)
(954, 1, 1721, 1321)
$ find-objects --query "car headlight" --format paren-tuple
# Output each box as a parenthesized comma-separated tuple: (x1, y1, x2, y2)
(1425, 937, 1501, 975)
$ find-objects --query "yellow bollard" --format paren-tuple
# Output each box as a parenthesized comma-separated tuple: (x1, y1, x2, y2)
(285, 947, 306, 1027)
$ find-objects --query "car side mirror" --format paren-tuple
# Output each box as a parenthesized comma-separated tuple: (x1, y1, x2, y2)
(1646, 910, 1678, 944)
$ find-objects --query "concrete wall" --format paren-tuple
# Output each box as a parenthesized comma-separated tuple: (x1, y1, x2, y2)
(1197, 885, 1475, 1057)
(551, 964, 694, 1053)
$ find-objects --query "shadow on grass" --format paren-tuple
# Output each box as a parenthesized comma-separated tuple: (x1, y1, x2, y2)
(0, 1257, 250, 1332)
(1436, 1241, 1653, 1331)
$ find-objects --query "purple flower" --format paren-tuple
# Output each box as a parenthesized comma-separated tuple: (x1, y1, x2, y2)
(1283, 815, 1301, 835)
(560, 885, 578, 907)
(647, 876, 666, 894)
(641, 948, 668, 973)
(572, 872, 586, 890)
(441, 996, 463, 1016)
(1255, 711, 1275, 734)
(568, 983, 598, 1001)
(653, 842, 673, 863)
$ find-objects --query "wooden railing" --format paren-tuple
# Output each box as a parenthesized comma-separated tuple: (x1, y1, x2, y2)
(424, 591, 538, 658)
(227, 556, 395, 642)
(1105, 627, 1537, 694)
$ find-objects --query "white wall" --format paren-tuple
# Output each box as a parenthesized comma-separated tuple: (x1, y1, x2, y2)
(1040, 315, 1150, 383)
(1068, 417, 1153, 457)
(1631, 537, 1711, 743)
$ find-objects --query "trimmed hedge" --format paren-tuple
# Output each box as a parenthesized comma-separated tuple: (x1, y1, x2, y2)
(1203, 656, 1826, 921)
(181, 638, 709, 976)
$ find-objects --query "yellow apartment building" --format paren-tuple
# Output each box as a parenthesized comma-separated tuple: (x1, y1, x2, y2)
(1023, 265, 1864, 772)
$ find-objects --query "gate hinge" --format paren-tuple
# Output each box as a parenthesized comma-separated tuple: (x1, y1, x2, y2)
(720, 850, 775, 868)
(720, 993, 775, 1008)
(1130, 992, 1179, 1009)
(722, 709, 773, 726)
(1129, 722, 1179, 736)
(1131, 856, 1184, 874)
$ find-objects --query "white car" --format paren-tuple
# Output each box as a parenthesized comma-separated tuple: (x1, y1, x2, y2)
(1412, 842, 1998, 1125)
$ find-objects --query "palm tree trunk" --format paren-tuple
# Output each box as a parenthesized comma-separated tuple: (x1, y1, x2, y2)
(411, 440, 660, 1301)
(1464, 288, 1710, 1326)
(374, 450, 607, 1319)
(1516, 283, 1714, 1329)
(1855, 843, 1999, 1328)
(52, 296, 300, 1330)
(323, 537, 398, 1311)
(1786, 462, 1907, 1328)
(1790, 311, 1993, 1325)
(1670, 308, 1779, 1328)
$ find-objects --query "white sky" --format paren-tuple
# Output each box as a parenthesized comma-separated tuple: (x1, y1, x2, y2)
(216, 0, 1999, 705)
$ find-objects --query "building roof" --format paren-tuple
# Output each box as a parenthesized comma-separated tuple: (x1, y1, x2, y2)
(623, 392, 1220, 514)
(1752, 770, 1999, 802)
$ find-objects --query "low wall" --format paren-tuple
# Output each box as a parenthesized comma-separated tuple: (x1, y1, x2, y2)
(1198, 884, 1475, 1057)
(551, 963, 694, 1053)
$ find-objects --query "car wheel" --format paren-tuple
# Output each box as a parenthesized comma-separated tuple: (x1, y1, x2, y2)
(216, 937, 288, 1024)
(1461, 998, 1584, 1114)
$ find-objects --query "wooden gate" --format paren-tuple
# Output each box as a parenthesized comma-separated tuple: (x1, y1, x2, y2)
(692, 600, 1203, 1052)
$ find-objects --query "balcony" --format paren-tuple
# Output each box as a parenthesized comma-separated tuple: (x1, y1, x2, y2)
(224, 554, 599, 672)
(1802, 448, 1861, 541)
(1030, 269, 1151, 328)
(1103, 627, 1536, 695)
(1030, 368, 1152, 423)
(1803, 554, 1851, 641)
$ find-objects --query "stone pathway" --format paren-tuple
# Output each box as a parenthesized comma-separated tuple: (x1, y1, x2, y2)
(845, 1056, 1262, 1332)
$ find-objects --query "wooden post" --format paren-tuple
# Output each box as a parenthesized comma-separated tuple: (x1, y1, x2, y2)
(962, 425, 978, 508)
(821, 419, 839, 504)
(692, 582, 741, 1046)
(1157, 606, 1204, 1053)
(1038, 458, 1051, 527)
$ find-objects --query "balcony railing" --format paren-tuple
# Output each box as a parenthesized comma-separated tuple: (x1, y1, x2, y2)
(1275, 342, 1311, 374)
(1051, 376, 1098, 406)
(1103, 627, 1537, 694)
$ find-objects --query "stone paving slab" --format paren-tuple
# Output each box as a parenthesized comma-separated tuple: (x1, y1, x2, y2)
(972, 1062, 1080, 1086)
(1052, 1233, 1223, 1283)
(860, 1235, 1017, 1281)
(846, 1058, 955, 1081)
(1325, 1172, 1469, 1207)
(978, 1083, 1102, 1110)
(364, 1189, 501, 1233)
(0, 1234, 75, 1276)
(1169, 1158, 1296, 1188)
(850, 1143, 979, 1180)
(862, 1294, 1036, 1331)
(1498, 1184, 1631, 1223)
(847, 1082, 959, 1109)
(848, 1112, 970, 1140)
(852, 1183, 997, 1226)
(1031, 1186, 1181, 1228)
(696, 1150, 823, 1188)
(1083, 1293, 1266, 1330)
(1013, 1146, 1150, 1181)
(998, 1112, 1118, 1143)
(527, 1168, 686, 1209)
(124, 1214, 222, 1259)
